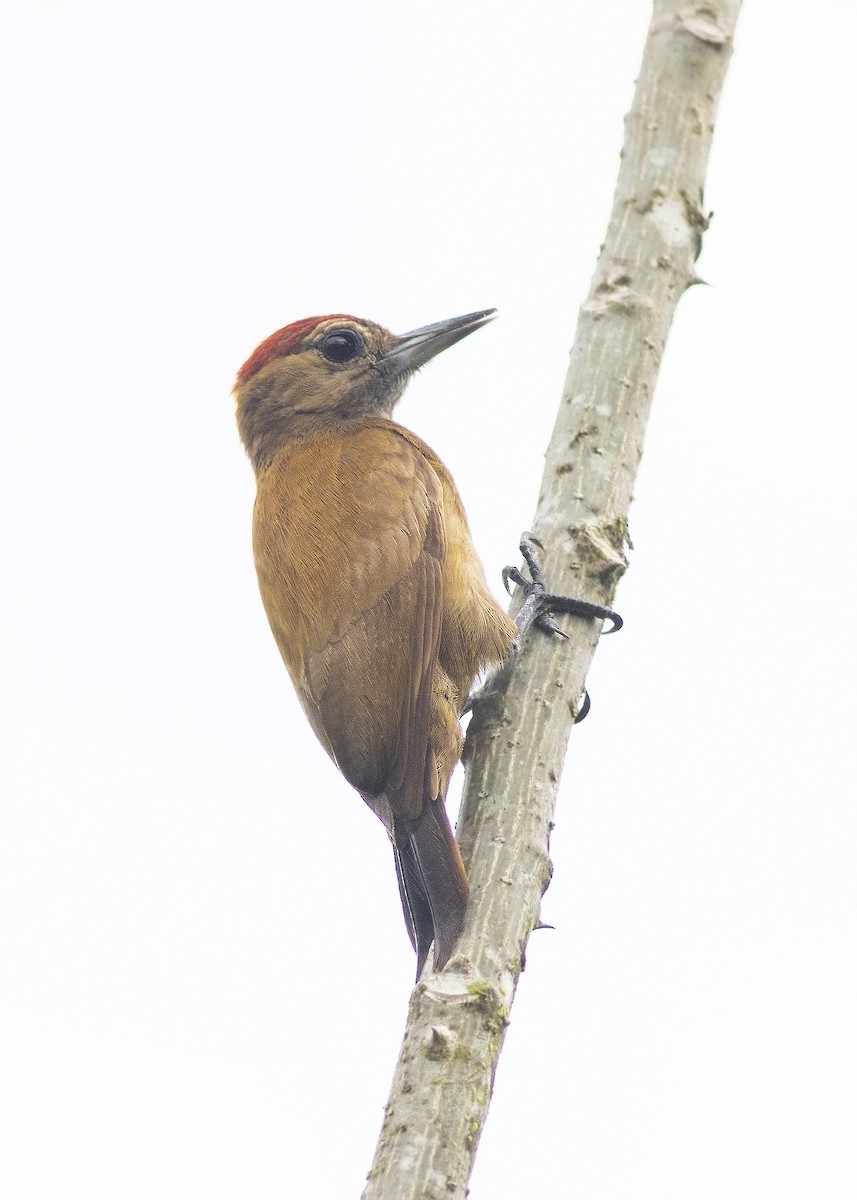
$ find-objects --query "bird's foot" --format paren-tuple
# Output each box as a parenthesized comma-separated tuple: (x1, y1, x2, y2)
(503, 533, 622, 644)
(503, 533, 621, 724)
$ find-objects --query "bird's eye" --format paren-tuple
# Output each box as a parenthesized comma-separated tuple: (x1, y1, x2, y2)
(319, 329, 363, 363)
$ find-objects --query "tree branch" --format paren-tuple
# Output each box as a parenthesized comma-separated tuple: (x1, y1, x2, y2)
(362, 3, 743, 1196)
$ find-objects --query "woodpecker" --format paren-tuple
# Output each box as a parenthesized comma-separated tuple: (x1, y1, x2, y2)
(234, 309, 521, 974)
(235, 310, 621, 975)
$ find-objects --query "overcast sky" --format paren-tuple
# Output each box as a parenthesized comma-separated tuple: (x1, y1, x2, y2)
(3, 2, 856, 1197)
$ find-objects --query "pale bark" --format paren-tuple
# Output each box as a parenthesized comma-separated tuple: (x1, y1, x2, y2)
(363, 3, 743, 1197)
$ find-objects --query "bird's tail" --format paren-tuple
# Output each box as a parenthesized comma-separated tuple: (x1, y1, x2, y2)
(394, 803, 469, 978)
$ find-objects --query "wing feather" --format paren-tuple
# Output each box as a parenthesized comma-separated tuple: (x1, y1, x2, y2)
(254, 423, 445, 828)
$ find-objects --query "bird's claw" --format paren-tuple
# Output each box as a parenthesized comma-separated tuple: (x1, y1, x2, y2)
(505, 533, 623, 641)
(503, 563, 567, 636)
(575, 690, 591, 724)
(504, 535, 621, 725)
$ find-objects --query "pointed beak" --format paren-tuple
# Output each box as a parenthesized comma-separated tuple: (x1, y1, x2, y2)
(382, 309, 497, 378)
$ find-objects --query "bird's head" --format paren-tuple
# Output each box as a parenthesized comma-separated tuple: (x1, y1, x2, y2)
(234, 309, 496, 471)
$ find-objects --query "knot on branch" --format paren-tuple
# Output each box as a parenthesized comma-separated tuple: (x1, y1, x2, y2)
(584, 272, 653, 319)
(571, 517, 629, 586)
(423, 1025, 456, 1061)
(632, 189, 709, 264)
(675, 6, 731, 46)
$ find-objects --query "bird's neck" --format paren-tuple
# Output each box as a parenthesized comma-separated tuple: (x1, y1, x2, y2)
(238, 384, 397, 474)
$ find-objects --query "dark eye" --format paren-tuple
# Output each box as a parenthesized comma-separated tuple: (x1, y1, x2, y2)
(319, 328, 363, 363)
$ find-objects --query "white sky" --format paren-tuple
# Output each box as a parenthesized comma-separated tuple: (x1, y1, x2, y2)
(2, 2, 856, 1197)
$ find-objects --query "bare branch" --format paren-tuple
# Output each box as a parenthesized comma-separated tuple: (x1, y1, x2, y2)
(363, 3, 743, 1196)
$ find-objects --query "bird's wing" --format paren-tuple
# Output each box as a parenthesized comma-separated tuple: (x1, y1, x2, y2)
(253, 424, 445, 826)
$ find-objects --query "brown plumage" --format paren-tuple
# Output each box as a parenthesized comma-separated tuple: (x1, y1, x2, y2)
(235, 309, 516, 974)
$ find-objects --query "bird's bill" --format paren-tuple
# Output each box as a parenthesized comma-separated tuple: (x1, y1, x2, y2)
(383, 309, 497, 377)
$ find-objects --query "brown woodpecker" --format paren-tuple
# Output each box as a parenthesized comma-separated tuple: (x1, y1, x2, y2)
(235, 310, 517, 974)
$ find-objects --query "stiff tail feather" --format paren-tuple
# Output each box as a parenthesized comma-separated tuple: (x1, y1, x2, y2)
(394, 802, 469, 978)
